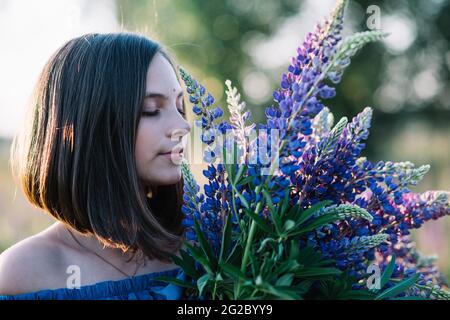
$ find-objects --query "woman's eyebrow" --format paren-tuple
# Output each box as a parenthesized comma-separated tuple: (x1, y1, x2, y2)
(144, 91, 184, 100)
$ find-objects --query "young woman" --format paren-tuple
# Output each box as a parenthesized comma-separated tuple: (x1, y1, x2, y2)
(0, 32, 191, 300)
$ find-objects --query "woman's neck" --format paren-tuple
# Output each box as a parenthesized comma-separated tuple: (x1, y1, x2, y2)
(54, 222, 145, 270)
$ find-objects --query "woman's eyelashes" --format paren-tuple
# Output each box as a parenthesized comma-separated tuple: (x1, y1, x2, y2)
(142, 96, 186, 117)
(141, 107, 185, 117)
(142, 110, 160, 117)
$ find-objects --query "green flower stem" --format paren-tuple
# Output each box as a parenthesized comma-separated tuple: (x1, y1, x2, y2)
(236, 134, 291, 300)
(230, 184, 244, 238)
(236, 203, 260, 298)
(236, 158, 280, 298)
(212, 281, 218, 300)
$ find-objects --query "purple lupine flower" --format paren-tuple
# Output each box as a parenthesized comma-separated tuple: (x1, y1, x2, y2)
(179, 67, 224, 163)
(267, 2, 346, 141)
(259, 2, 353, 210)
(198, 163, 243, 254)
(180, 160, 204, 242)
(286, 105, 447, 285)
(181, 160, 240, 256)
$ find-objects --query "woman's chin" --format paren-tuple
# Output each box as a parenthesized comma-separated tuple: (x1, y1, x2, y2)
(148, 171, 182, 186)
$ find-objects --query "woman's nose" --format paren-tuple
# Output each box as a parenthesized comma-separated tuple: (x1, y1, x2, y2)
(167, 113, 191, 141)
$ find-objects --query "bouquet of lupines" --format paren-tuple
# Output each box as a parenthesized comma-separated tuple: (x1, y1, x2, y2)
(159, 0, 450, 300)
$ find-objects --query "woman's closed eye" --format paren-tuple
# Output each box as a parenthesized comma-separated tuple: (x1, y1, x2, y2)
(142, 110, 160, 117)
(141, 108, 185, 117)
(141, 94, 186, 118)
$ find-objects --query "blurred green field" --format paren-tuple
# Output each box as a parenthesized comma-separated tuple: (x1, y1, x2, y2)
(0, 139, 55, 252)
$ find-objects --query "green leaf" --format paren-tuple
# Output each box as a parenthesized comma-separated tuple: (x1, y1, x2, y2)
(222, 140, 240, 185)
(289, 239, 300, 260)
(274, 284, 311, 299)
(185, 242, 214, 274)
(290, 214, 340, 236)
(193, 219, 217, 269)
(233, 164, 246, 185)
(277, 242, 284, 258)
(154, 276, 196, 289)
(257, 237, 278, 253)
(269, 208, 283, 234)
(336, 290, 377, 300)
(375, 274, 420, 300)
(275, 273, 294, 286)
(261, 187, 274, 209)
(277, 259, 300, 274)
(283, 220, 295, 232)
(220, 261, 249, 281)
(286, 204, 301, 221)
(297, 200, 333, 225)
(279, 188, 290, 218)
(391, 296, 426, 300)
(249, 251, 259, 279)
(294, 280, 314, 295)
(197, 273, 212, 297)
(236, 176, 253, 187)
(297, 246, 334, 267)
(226, 241, 243, 265)
(295, 267, 342, 277)
(180, 248, 197, 267)
(243, 208, 275, 235)
(232, 185, 250, 209)
(260, 256, 277, 276)
(379, 254, 396, 290)
(171, 252, 198, 279)
(219, 213, 233, 264)
(265, 284, 300, 300)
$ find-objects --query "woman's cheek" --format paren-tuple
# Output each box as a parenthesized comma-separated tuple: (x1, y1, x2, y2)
(138, 121, 161, 158)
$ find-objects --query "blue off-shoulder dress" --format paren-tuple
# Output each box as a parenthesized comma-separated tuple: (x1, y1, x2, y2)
(0, 268, 184, 300)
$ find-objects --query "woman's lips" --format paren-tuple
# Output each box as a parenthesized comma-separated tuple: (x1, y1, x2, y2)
(159, 150, 184, 160)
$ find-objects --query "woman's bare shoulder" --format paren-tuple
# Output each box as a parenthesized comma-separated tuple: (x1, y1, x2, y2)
(0, 224, 67, 295)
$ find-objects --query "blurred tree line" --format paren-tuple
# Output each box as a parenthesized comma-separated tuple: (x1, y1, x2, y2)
(117, 0, 450, 160)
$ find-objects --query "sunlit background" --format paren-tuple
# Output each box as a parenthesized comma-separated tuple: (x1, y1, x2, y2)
(0, 0, 449, 278)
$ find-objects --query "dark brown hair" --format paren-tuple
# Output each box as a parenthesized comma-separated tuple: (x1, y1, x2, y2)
(10, 32, 186, 262)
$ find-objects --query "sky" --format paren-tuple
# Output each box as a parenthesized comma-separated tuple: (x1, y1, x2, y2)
(0, 0, 119, 138)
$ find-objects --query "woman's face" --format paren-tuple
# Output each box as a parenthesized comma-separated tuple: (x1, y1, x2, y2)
(135, 52, 191, 187)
